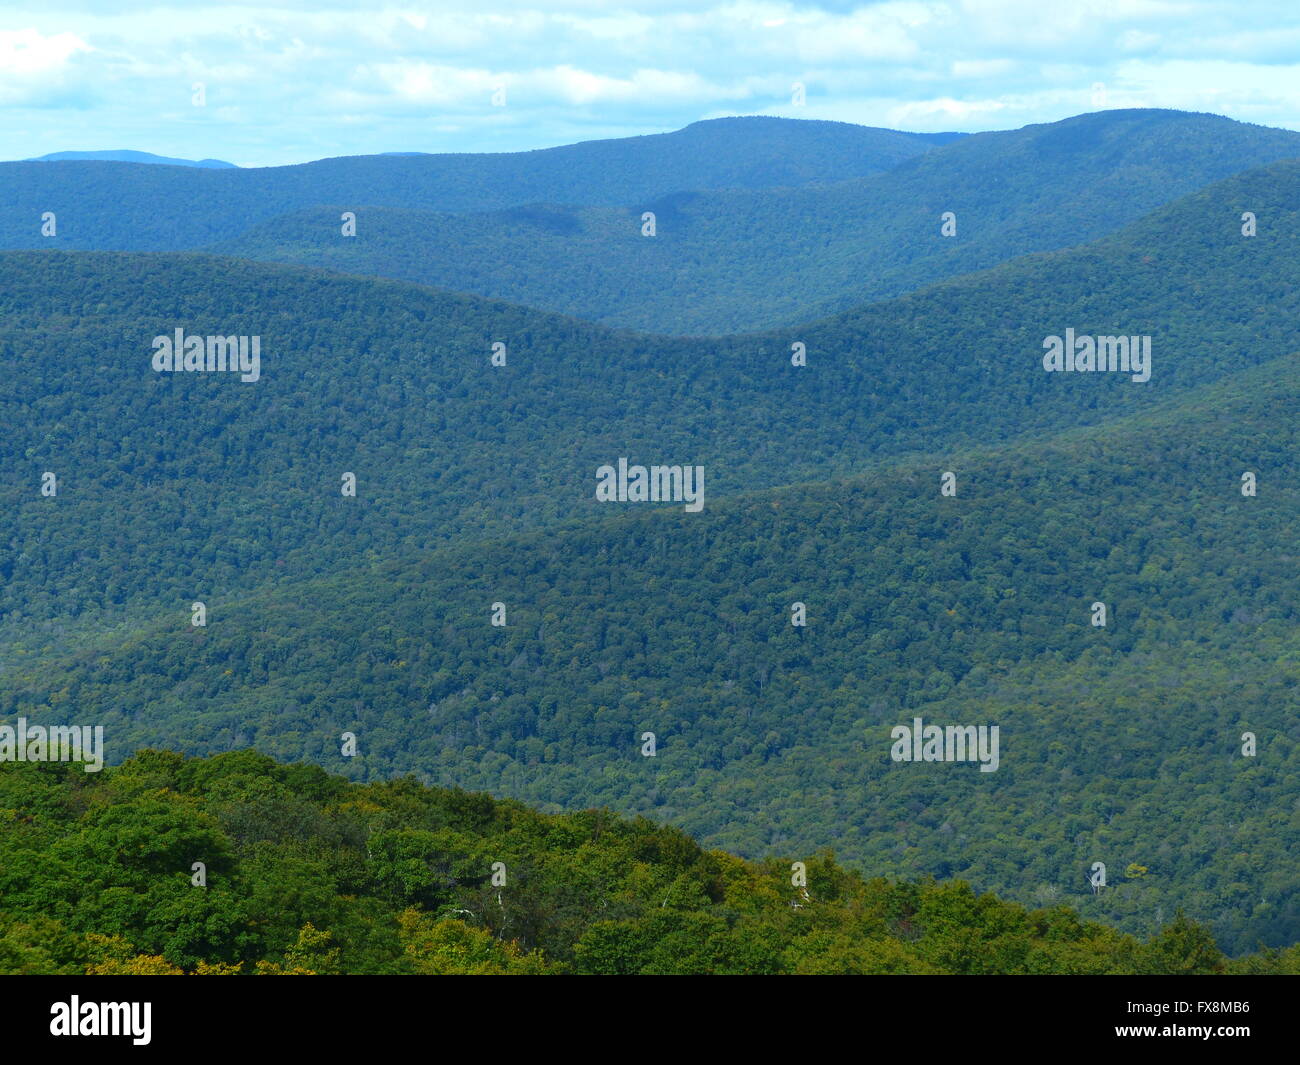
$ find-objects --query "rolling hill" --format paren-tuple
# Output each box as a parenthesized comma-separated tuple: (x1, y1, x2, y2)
(4, 108, 1300, 965)
(4, 151, 1300, 953)
(1, 749, 1271, 974)
(8, 111, 1300, 334)
(5, 151, 1300, 656)
(209, 109, 1300, 332)
(0, 117, 951, 252)
(25, 151, 237, 169)
(3, 353, 1297, 956)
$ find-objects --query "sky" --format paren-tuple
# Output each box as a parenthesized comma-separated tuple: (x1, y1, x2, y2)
(3, 1, 1300, 166)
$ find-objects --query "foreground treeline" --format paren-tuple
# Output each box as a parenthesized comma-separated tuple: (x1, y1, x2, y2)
(0, 750, 1292, 975)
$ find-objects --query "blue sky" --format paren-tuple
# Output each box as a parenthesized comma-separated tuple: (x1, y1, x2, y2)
(4, 1, 1300, 166)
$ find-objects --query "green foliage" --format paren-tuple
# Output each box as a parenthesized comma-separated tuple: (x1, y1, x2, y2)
(3, 109, 1299, 970)
(0, 752, 1281, 974)
(4, 353, 1295, 955)
(211, 110, 1300, 332)
(6, 149, 1300, 659)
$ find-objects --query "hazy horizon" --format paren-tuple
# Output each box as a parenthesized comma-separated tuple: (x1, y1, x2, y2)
(6, 1, 1300, 166)
(9, 105, 1293, 169)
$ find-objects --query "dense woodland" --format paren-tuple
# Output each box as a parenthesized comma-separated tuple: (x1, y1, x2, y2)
(0, 117, 949, 252)
(214, 111, 1300, 332)
(3, 155, 1300, 651)
(3, 354, 1297, 955)
(3, 110, 1297, 333)
(1, 750, 1291, 975)
(2, 110, 1298, 971)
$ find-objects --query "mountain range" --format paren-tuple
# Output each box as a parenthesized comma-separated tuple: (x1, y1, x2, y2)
(2, 108, 1298, 961)
(24, 151, 238, 169)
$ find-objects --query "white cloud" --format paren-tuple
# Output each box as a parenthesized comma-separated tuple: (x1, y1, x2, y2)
(888, 95, 1009, 122)
(4, 1, 1300, 163)
(0, 27, 93, 107)
(0, 27, 91, 75)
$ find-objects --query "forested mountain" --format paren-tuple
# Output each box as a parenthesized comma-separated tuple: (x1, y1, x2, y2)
(208, 109, 1300, 331)
(4, 354, 1296, 956)
(25, 151, 237, 168)
(6, 111, 1299, 333)
(0, 117, 950, 251)
(3, 154, 1300, 654)
(4, 108, 1299, 971)
(0, 750, 1284, 974)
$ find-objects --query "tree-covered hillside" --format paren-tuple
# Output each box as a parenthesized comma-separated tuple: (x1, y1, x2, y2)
(7, 111, 1300, 333)
(209, 109, 1300, 332)
(0, 117, 948, 251)
(0, 750, 1286, 974)
(26, 151, 237, 168)
(4, 121, 1300, 965)
(4, 155, 1300, 654)
(4, 357, 1297, 955)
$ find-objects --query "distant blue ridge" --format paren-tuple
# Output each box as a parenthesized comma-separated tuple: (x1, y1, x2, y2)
(24, 150, 238, 168)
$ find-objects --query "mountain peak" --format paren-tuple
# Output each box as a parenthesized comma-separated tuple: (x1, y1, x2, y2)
(25, 150, 237, 168)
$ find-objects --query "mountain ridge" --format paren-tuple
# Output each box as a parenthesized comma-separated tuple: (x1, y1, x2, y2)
(0, 115, 950, 252)
(206, 109, 1300, 332)
(25, 150, 237, 169)
(5, 352, 1296, 953)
